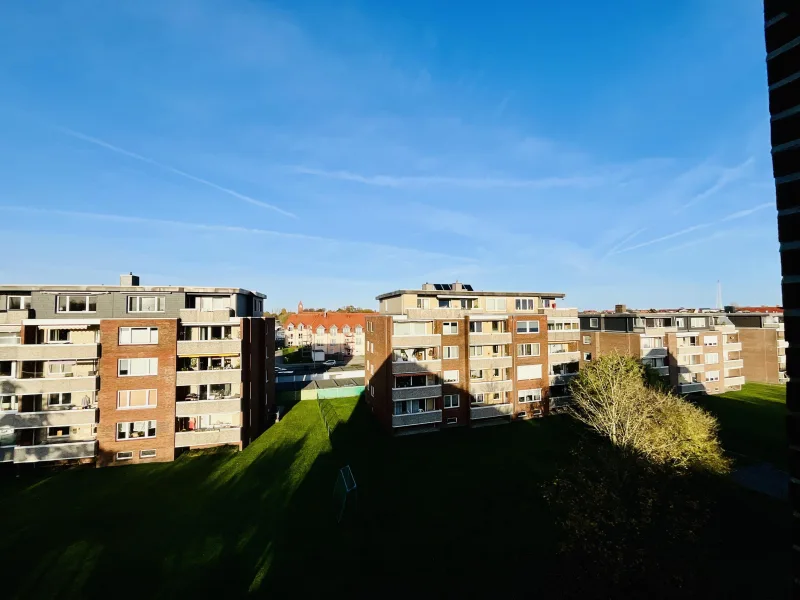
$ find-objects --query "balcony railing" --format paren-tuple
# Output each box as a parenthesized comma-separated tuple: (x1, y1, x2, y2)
(391, 334, 441, 348)
(177, 339, 241, 356)
(548, 350, 581, 364)
(724, 359, 744, 369)
(778, 340, 789, 349)
(651, 365, 670, 376)
(391, 410, 443, 428)
(725, 375, 746, 387)
(469, 380, 513, 395)
(641, 347, 668, 358)
(0, 308, 32, 325)
(179, 308, 235, 323)
(13, 440, 97, 463)
(678, 382, 705, 394)
(175, 427, 241, 448)
(391, 385, 443, 401)
(548, 372, 579, 386)
(175, 398, 241, 416)
(468, 356, 513, 370)
(0, 408, 98, 429)
(546, 330, 581, 342)
(176, 368, 242, 386)
(678, 363, 705, 374)
(392, 360, 442, 375)
(676, 345, 704, 355)
(470, 403, 513, 420)
(467, 332, 513, 345)
(0, 343, 99, 361)
(723, 342, 743, 352)
(12, 376, 99, 395)
(0, 445, 12, 463)
(541, 308, 579, 317)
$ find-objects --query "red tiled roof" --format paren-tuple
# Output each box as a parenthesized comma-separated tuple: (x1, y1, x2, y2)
(733, 305, 783, 314)
(284, 312, 369, 331)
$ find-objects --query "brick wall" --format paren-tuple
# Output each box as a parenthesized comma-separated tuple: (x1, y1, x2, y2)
(439, 317, 469, 426)
(701, 331, 724, 393)
(511, 315, 549, 416)
(365, 315, 393, 431)
(738, 327, 780, 384)
(97, 319, 177, 467)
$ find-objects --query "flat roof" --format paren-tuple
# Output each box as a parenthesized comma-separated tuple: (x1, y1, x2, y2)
(579, 311, 725, 317)
(0, 285, 266, 298)
(376, 289, 565, 301)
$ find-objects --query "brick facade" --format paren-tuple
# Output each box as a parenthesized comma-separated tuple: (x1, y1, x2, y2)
(97, 319, 178, 467)
(738, 327, 781, 384)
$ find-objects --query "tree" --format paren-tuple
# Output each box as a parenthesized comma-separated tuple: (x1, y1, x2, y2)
(568, 352, 729, 474)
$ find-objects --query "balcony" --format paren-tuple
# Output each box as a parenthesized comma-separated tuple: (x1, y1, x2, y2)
(725, 376, 746, 387)
(13, 440, 96, 463)
(175, 398, 241, 416)
(468, 332, 512, 345)
(468, 356, 513, 370)
(0, 408, 97, 429)
(652, 365, 670, 376)
(470, 403, 513, 420)
(641, 347, 668, 358)
(12, 375, 99, 395)
(633, 325, 679, 335)
(469, 380, 513, 395)
(391, 410, 443, 428)
(778, 340, 789, 349)
(0, 308, 32, 325)
(541, 308, 578, 317)
(547, 330, 580, 342)
(0, 343, 99, 361)
(177, 339, 241, 356)
(175, 427, 241, 448)
(723, 341, 742, 352)
(392, 360, 442, 375)
(391, 334, 441, 348)
(548, 350, 581, 364)
(724, 359, 744, 369)
(676, 345, 703, 356)
(176, 369, 242, 386)
(549, 396, 572, 409)
(549, 372, 579, 386)
(764, 321, 784, 330)
(678, 382, 705, 394)
(405, 307, 477, 320)
(0, 445, 12, 463)
(678, 364, 705, 374)
(179, 308, 235, 323)
(780, 372, 789, 383)
(391, 385, 442, 401)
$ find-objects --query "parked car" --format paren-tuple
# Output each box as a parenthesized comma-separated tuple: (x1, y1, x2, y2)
(322, 360, 336, 366)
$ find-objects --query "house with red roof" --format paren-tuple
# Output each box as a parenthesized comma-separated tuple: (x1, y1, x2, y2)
(284, 303, 368, 358)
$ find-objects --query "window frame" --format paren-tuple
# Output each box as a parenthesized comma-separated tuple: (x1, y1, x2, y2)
(515, 298, 536, 311)
(583, 335, 591, 345)
(517, 364, 543, 381)
(443, 345, 459, 359)
(140, 449, 157, 459)
(118, 358, 158, 377)
(7, 295, 30, 310)
(117, 389, 158, 409)
(589, 318, 599, 328)
(119, 327, 159, 345)
(584, 352, 592, 361)
(56, 295, 97, 313)
(705, 370, 720, 382)
(516, 320, 540, 334)
(690, 317, 707, 329)
(518, 389, 542, 403)
(443, 394, 459, 409)
(517, 343, 540, 357)
(442, 321, 458, 335)
(116, 420, 157, 440)
(127, 296, 166, 313)
(443, 370, 459, 384)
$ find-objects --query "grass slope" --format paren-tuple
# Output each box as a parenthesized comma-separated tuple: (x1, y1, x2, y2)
(0, 394, 790, 599)
(697, 382, 787, 469)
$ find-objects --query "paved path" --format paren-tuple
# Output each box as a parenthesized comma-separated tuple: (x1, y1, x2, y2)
(731, 462, 788, 501)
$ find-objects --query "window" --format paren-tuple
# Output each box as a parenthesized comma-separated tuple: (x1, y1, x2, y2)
(116, 451, 133, 461)
(705, 371, 720, 382)
(589, 318, 599, 328)
(394, 374, 437, 388)
(393, 322, 428, 336)
(703, 336, 718, 347)
(48, 329, 69, 343)
(47, 361, 74, 376)
(316, 326, 325, 335)
(7, 295, 30, 310)
(57, 295, 97, 313)
(690, 317, 706, 328)
(0, 395, 18, 411)
(516, 320, 539, 334)
(518, 389, 542, 403)
(140, 449, 157, 458)
(517, 343, 540, 357)
(195, 296, 231, 311)
(641, 337, 664, 349)
(0, 332, 20, 345)
(342, 325, 350, 334)
(583, 335, 591, 345)
(705, 353, 719, 365)
(128, 296, 165, 313)
(416, 298, 430, 309)
(330, 326, 338, 337)
(486, 297, 506, 311)
(549, 343, 569, 354)
(118, 358, 158, 377)
(47, 392, 72, 407)
(444, 394, 459, 408)
(642, 357, 666, 368)
(443, 346, 459, 359)
(442, 322, 458, 335)
(517, 364, 543, 380)
(119, 327, 159, 345)
(366, 322, 372, 333)
(676, 318, 685, 327)
(470, 369, 483, 380)
(515, 298, 536, 311)
(584, 352, 592, 361)
(116, 420, 157, 440)
(253, 298, 263, 313)
(47, 426, 71, 438)
(393, 398, 436, 415)
(443, 370, 459, 384)
(117, 389, 158, 409)
(0, 361, 13, 377)
(446, 417, 458, 425)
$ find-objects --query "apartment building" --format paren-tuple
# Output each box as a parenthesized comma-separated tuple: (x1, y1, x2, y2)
(579, 305, 745, 395)
(364, 282, 578, 434)
(0, 273, 275, 468)
(725, 308, 787, 384)
(284, 309, 367, 358)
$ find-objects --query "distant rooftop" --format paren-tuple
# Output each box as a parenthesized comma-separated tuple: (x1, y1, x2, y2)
(725, 305, 783, 314)
(376, 282, 565, 300)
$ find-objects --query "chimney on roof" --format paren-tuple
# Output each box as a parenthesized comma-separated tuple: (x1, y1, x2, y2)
(614, 304, 627, 313)
(422, 283, 435, 290)
(324, 310, 327, 318)
(452, 281, 464, 291)
(120, 272, 140, 286)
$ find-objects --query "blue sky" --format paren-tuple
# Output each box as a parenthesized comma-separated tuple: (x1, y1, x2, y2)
(0, 0, 779, 311)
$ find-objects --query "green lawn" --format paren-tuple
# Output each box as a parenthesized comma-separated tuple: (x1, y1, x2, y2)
(696, 382, 787, 469)
(0, 395, 790, 598)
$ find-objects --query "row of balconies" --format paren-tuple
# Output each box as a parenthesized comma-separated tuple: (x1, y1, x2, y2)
(390, 403, 518, 427)
(0, 339, 242, 361)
